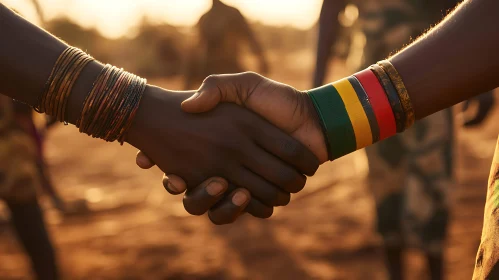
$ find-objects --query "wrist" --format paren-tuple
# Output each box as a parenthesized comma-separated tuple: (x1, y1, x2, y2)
(300, 90, 329, 163)
(126, 87, 193, 149)
(308, 63, 413, 161)
(125, 85, 158, 148)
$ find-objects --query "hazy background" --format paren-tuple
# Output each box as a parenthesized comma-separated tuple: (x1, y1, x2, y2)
(0, 1, 496, 279)
(5, 0, 323, 37)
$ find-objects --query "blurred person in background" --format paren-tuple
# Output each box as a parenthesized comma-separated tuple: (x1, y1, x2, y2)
(12, 101, 67, 211)
(313, 1, 494, 279)
(0, 96, 59, 280)
(184, 0, 269, 89)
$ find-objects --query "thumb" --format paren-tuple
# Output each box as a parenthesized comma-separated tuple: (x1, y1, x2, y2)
(181, 90, 221, 113)
(181, 83, 222, 113)
(181, 74, 239, 113)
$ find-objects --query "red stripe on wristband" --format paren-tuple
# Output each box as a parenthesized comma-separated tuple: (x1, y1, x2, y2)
(354, 69, 396, 140)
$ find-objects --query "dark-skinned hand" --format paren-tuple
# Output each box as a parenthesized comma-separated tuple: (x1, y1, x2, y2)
(127, 85, 320, 223)
(137, 73, 327, 224)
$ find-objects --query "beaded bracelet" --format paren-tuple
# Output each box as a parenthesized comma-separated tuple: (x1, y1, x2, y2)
(308, 62, 412, 161)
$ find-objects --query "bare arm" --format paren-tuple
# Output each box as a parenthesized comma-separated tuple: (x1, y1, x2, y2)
(391, 0, 499, 120)
(0, 4, 97, 123)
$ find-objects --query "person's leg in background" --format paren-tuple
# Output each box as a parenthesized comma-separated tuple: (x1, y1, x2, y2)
(6, 198, 59, 280)
(0, 104, 61, 279)
(402, 109, 453, 280)
(366, 135, 410, 280)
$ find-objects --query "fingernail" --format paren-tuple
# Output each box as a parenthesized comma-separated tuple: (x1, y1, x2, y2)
(136, 156, 148, 167)
(232, 192, 249, 206)
(167, 182, 180, 194)
(206, 181, 225, 196)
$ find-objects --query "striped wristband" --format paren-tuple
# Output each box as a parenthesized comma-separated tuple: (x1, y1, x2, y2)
(308, 63, 411, 161)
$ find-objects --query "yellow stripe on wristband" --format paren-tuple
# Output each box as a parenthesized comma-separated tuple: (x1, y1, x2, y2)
(333, 78, 372, 149)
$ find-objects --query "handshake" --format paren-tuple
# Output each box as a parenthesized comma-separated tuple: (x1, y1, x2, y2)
(126, 72, 328, 225)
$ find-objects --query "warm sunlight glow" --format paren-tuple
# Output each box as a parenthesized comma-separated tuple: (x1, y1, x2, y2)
(4, 0, 323, 38)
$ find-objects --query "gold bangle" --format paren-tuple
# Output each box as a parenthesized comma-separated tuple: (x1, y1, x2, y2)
(377, 60, 415, 130)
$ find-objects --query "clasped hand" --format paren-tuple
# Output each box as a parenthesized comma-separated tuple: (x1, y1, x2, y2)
(128, 73, 327, 224)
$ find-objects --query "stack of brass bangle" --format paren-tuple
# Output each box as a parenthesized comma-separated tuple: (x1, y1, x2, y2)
(75, 64, 146, 144)
(375, 60, 415, 131)
(35, 47, 94, 122)
(36, 46, 146, 144)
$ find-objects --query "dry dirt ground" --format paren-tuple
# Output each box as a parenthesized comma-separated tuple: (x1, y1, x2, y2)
(0, 60, 497, 279)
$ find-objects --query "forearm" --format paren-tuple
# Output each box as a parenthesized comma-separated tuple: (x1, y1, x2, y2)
(0, 4, 66, 105)
(307, 0, 499, 161)
(391, 0, 499, 119)
(0, 4, 103, 124)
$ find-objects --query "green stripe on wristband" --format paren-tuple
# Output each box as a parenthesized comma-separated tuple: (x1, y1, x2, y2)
(308, 92, 333, 160)
(308, 84, 356, 160)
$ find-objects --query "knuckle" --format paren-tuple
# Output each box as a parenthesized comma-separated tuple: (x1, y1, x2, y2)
(253, 185, 278, 207)
(202, 75, 219, 87)
(307, 162, 320, 176)
(271, 188, 289, 207)
(260, 207, 274, 219)
(280, 193, 291, 206)
(281, 139, 301, 159)
(275, 168, 300, 193)
(242, 71, 260, 79)
(266, 187, 280, 206)
(287, 174, 306, 194)
(246, 201, 274, 219)
(242, 71, 266, 87)
(278, 167, 296, 184)
(298, 175, 307, 192)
